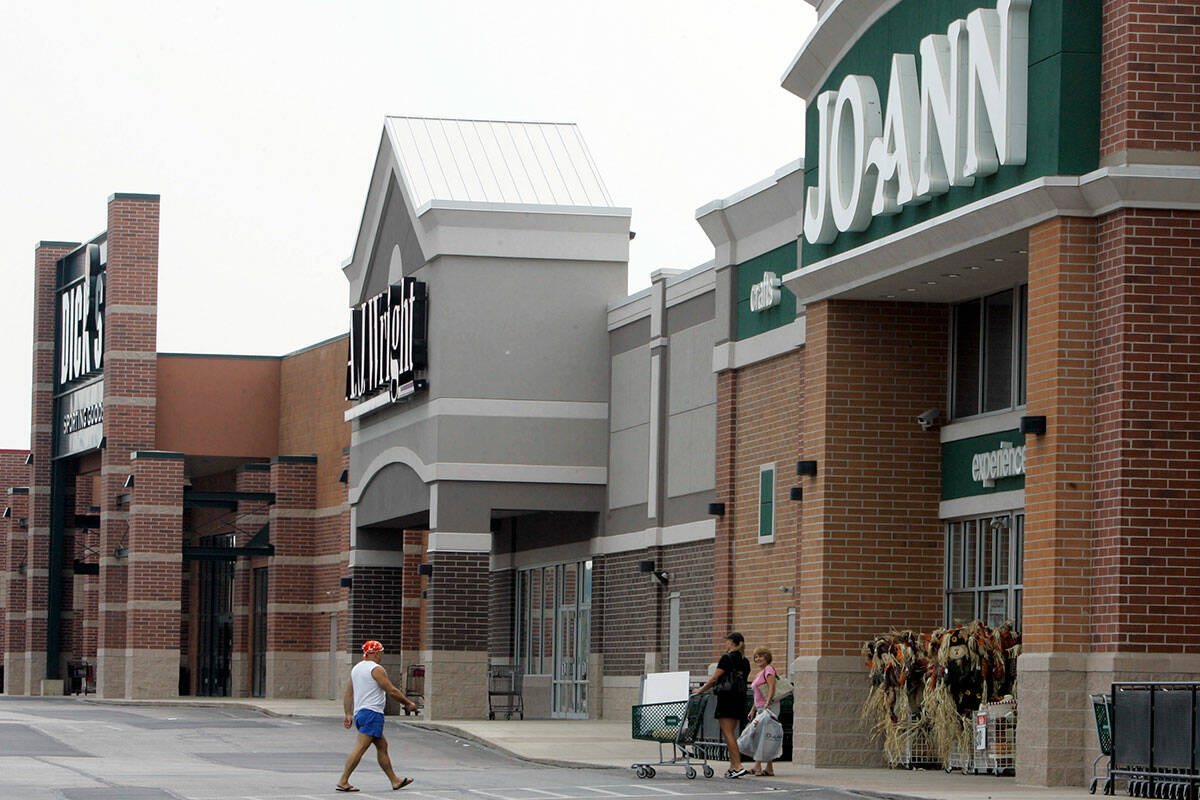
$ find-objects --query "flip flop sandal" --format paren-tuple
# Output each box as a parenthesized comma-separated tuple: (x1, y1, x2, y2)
(393, 777, 414, 790)
(335, 786, 359, 793)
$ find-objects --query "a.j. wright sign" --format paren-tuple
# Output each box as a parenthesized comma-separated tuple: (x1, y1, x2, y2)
(346, 277, 428, 404)
(804, 0, 1031, 245)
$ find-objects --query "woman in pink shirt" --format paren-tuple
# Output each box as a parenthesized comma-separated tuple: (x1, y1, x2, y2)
(748, 646, 779, 776)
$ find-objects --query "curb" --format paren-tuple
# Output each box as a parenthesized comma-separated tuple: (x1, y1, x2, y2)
(408, 721, 624, 771)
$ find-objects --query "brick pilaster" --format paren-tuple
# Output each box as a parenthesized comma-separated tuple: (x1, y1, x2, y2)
(422, 548, 489, 718)
(3, 488, 30, 694)
(230, 463, 270, 697)
(265, 455, 318, 697)
(124, 451, 184, 698)
(795, 299, 947, 767)
(97, 194, 160, 698)
(25, 242, 76, 694)
(712, 369, 737, 652)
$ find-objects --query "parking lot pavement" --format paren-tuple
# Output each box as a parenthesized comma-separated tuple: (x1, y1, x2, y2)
(0, 696, 915, 800)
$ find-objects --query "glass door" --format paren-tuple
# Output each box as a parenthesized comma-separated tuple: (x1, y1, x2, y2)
(551, 560, 591, 718)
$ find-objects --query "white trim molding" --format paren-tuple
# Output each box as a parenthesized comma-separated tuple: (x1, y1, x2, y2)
(426, 531, 492, 553)
(590, 518, 717, 556)
(939, 489, 1024, 519)
(712, 318, 807, 373)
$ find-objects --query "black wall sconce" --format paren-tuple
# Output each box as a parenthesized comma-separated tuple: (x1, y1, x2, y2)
(338, 469, 349, 484)
(638, 559, 671, 584)
(113, 545, 129, 559)
(417, 563, 434, 577)
(18, 561, 27, 575)
(123, 474, 135, 489)
(796, 460, 818, 477)
(24, 453, 32, 466)
(1020, 415, 1047, 435)
(339, 576, 353, 588)
(2, 506, 9, 518)
(707, 502, 726, 516)
(789, 487, 803, 501)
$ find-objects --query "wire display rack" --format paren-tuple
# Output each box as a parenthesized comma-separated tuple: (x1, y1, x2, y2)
(946, 702, 1016, 775)
(898, 723, 942, 769)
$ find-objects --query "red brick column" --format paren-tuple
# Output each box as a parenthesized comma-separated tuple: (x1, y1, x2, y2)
(230, 463, 271, 697)
(794, 299, 947, 767)
(423, 548, 489, 718)
(266, 455, 318, 697)
(24, 242, 77, 695)
(400, 529, 425, 655)
(124, 451, 183, 698)
(97, 194, 160, 698)
(1016, 217, 1097, 786)
(3, 488, 30, 694)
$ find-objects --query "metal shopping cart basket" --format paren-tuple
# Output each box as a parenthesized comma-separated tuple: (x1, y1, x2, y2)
(631, 693, 717, 779)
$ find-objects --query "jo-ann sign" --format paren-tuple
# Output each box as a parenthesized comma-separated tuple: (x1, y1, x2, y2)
(346, 277, 428, 404)
(804, 0, 1031, 245)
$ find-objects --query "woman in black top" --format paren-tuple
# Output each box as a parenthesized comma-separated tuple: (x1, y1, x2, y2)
(692, 631, 750, 778)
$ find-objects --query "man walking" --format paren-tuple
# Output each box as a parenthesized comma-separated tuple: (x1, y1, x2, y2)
(337, 640, 419, 793)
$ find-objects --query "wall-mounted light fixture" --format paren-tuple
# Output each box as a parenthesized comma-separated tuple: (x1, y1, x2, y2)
(18, 561, 27, 575)
(796, 460, 818, 477)
(339, 576, 353, 588)
(24, 453, 32, 466)
(638, 559, 670, 585)
(123, 474, 135, 489)
(1019, 415, 1047, 436)
(789, 487, 803, 501)
(707, 502, 726, 516)
(338, 469, 349, 484)
(917, 408, 941, 431)
(113, 546, 129, 559)
(2, 507, 9, 519)
(417, 563, 434, 577)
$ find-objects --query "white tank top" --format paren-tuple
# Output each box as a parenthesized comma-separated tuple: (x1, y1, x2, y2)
(351, 659, 387, 714)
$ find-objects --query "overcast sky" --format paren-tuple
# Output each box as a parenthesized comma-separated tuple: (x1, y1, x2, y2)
(0, 1, 815, 450)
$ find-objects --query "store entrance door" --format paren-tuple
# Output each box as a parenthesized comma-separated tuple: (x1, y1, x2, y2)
(196, 536, 234, 697)
(552, 561, 591, 719)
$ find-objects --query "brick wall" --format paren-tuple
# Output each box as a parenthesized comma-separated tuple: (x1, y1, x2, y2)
(1100, 0, 1200, 159)
(349, 566, 406, 649)
(426, 552, 488, 651)
(1, 452, 28, 681)
(724, 350, 804, 661)
(266, 457, 317, 655)
(1022, 217, 1098, 652)
(799, 301, 947, 655)
(1090, 209, 1200, 651)
(657, 539, 716, 672)
(596, 549, 657, 675)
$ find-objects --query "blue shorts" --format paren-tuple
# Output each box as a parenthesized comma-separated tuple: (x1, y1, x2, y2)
(354, 708, 385, 738)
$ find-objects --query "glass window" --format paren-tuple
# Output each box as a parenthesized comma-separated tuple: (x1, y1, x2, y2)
(953, 300, 982, 418)
(944, 512, 1025, 628)
(758, 465, 775, 541)
(951, 285, 1027, 420)
(983, 290, 1014, 412)
(948, 522, 963, 589)
(1018, 285, 1028, 406)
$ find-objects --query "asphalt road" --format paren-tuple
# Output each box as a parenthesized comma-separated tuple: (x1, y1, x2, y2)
(0, 697, 898, 800)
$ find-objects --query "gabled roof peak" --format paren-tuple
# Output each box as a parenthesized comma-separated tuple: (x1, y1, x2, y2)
(383, 116, 615, 210)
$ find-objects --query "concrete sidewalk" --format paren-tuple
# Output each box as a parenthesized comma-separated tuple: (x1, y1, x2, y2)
(83, 696, 1097, 800)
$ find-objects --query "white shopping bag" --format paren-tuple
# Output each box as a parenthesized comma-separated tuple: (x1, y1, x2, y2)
(737, 708, 784, 762)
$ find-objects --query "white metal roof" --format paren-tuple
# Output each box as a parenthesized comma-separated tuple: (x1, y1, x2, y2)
(384, 116, 615, 210)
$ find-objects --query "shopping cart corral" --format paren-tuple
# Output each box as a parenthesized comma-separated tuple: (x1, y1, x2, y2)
(402, 664, 424, 716)
(630, 693, 720, 779)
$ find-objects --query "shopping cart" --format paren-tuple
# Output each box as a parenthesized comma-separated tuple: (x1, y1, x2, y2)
(631, 693, 717, 779)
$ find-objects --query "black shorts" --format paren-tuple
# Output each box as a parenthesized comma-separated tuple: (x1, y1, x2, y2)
(714, 691, 746, 720)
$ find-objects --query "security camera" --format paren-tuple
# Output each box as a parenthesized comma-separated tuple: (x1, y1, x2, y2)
(916, 408, 941, 430)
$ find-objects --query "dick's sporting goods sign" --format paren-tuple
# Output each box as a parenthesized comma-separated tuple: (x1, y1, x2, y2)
(346, 277, 428, 404)
(800, 0, 1100, 263)
(54, 241, 107, 457)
